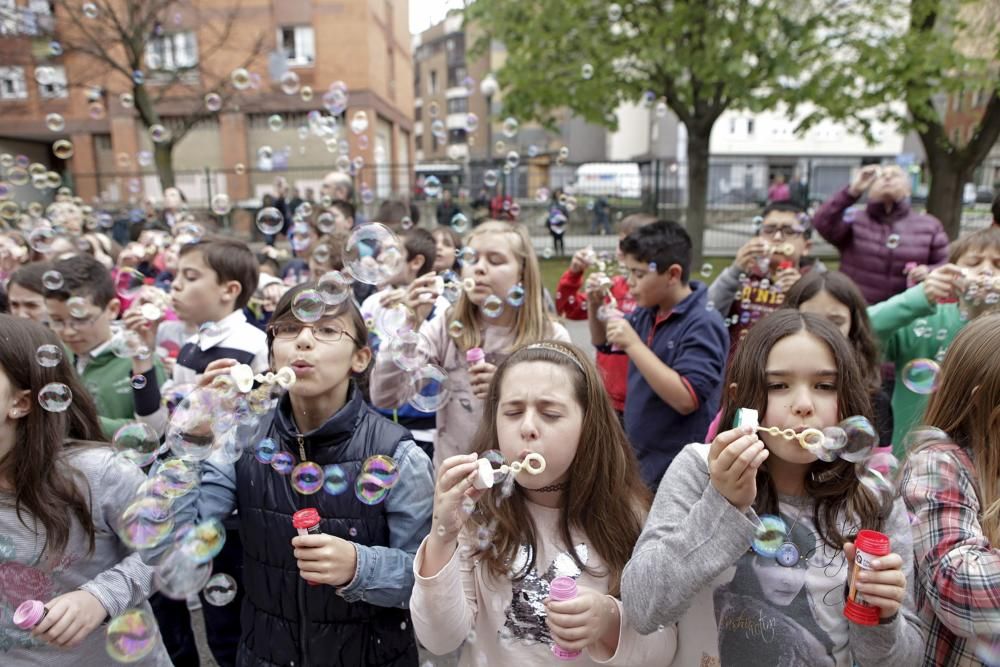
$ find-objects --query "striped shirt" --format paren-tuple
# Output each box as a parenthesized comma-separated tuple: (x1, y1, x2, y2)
(902, 440, 1000, 666)
(173, 309, 269, 385)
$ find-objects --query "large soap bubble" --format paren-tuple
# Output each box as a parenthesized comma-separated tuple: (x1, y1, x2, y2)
(343, 223, 404, 285)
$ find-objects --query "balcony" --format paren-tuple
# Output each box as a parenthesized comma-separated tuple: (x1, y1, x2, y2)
(0, 9, 54, 37)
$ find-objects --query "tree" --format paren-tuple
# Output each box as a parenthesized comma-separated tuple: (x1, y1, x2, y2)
(465, 0, 886, 261)
(53, 0, 266, 192)
(807, 0, 1000, 239)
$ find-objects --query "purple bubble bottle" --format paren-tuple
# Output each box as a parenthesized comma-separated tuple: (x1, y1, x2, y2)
(549, 577, 581, 660)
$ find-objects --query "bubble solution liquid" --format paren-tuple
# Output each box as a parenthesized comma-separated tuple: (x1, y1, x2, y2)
(549, 577, 581, 660)
(844, 530, 890, 626)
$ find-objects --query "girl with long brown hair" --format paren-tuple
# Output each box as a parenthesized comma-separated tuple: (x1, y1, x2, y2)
(370, 220, 570, 469)
(0, 314, 169, 664)
(412, 340, 676, 664)
(901, 313, 1000, 665)
(623, 310, 924, 666)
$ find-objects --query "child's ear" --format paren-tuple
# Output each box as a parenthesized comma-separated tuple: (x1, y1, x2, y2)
(727, 382, 738, 401)
(802, 238, 813, 257)
(222, 280, 242, 305)
(352, 345, 372, 374)
(107, 297, 121, 318)
(8, 389, 31, 420)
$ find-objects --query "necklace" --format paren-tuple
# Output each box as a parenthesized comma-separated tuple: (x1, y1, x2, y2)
(776, 502, 807, 567)
(535, 481, 567, 493)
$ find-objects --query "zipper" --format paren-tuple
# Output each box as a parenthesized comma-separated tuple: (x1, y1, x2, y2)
(295, 431, 309, 666)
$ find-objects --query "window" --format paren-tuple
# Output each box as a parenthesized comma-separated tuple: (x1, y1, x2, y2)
(447, 65, 466, 88)
(448, 128, 467, 145)
(36, 64, 66, 98)
(415, 135, 423, 151)
(415, 105, 422, 121)
(446, 97, 468, 114)
(429, 70, 438, 95)
(28, 0, 52, 13)
(146, 31, 198, 70)
(278, 26, 315, 66)
(746, 119, 754, 135)
(0, 67, 27, 100)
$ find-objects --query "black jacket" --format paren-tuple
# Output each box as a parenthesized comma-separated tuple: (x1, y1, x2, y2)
(233, 386, 419, 666)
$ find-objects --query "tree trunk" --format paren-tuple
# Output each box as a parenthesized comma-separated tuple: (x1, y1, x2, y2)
(924, 160, 967, 240)
(154, 142, 176, 193)
(685, 127, 711, 264)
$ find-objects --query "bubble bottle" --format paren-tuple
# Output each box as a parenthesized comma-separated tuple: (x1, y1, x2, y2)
(844, 529, 891, 626)
(13, 600, 47, 630)
(292, 508, 323, 586)
(466, 347, 485, 366)
(549, 577, 582, 660)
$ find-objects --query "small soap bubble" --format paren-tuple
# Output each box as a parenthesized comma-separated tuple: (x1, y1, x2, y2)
(38, 382, 72, 412)
(457, 246, 478, 267)
(856, 451, 902, 510)
(177, 519, 227, 564)
(451, 212, 471, 234)
(210, 193, 232, 216)
(648, 262, 657, 272)
(230, 67, 251, 90)
(901, 426, 950, 454)
(316, 270, 352, 305)
(291, 289, 325, 323)
(581, 63, 594, 79)
(386, 330, 428, 372)
(348, 527, 358, 537)
(901, 358, 940, 394)
(820, 425, 847, 452)
(113, 422, 159, 467)
(115, 267, 146, 300)
(608, 2, 622, 21)
(376, 302, 413, 339)
(838, 416, 879, 462)
(254, 437, 278, 464)
(105, 609, 157, 662)
(354, 455, 401, 505)
(117, 496, 174, 550)
(36, 343, 63, 368)
(271, 451, 296, 475)
(751, 514, 787, 557)
(447, 320, 465, 338)
(481, 295, 504, 319)
(501, 117, 519, 138)
(291, 461, 324, 495)
(28, 227, 56, 253)
(700, 263, 713, 278)
(974, 635, 1000, 666)
(256, 207, 284, 235)
(408, 364, 450, 412)
(423, 175, 442, 198)
(42, 269, 64, 290)
(323, 463, 350, 495)
(505, 285, 525, 307)
(155, 545, 213, 599)
(155, 458, 199, 498)
(344, 224, 405, 285)
(885, 234, 900, 249)
(203, 573, 238, 606)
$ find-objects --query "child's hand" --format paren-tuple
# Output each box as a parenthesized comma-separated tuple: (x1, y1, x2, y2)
(605, 318, 640, 351)
(923, 263, 964, 303)
(197, 358, 240, 388)
(905, 263, 929, 283)
(430, 453, 485, 544)
(468, 361, 497, 399)
(843, 542, 907, 620)
(292, 534, 359, 586)
(33, 590, 107, 647)
(545, 586, 619, 653)
(378, 287, 408, 309)
(773, 266, 802, 293)
(569, 247, 593, 274)
(708, 425, 768, 512)
(735, 238, 768, 273)
(405, 273, 441, 322)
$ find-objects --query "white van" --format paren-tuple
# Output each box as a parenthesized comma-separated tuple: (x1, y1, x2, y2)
(572, 162, 642, 199)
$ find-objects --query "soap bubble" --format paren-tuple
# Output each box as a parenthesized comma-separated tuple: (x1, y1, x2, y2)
(901, 426, 951, 455)
(117, 496, 174, 550)
(230, 68, 250, 90)
(28, 226, 56, 253)
(166, 387, 229, 461)
(155, 545, 213, 600)
(291, 289, 325, 323)
(176, 519, 226, 564)
(323, 463, 350, 495)
(408, 364, 450, 411)
(424, 175, 442, 198)
(975, 636, 1000, 666)
(271, 451, 295, 475)
(52, 139, 73, 159)
(210, 193, 232, 216)
(901, 358, 940, 394)
(354, 455, 400, 505)
(886, 234, 900, 249)
(465, 113, 479, 132)
(254, 437, 278, 464)
(46, 112, 65, 132)
(113, 422, 160, 467)
(505, 151, 520, 169)
(351, 111, 369, 135)
(457, 246, 478, 267)
(267, 114, 284, 132)
(608, 3, 622, 21)
(149, 124, 170, 143)
(376, 302, 413, 339)
(481, 295, 504, 318)
(105, 609, 157, 663)
(700, 263, 713, 278)
(256, 207, 284, 235)
(202, 573, 238, 607)
(451, 212, 471, 234)
(857, 452, 902, 510)
(838, 416, 879, 462)
(280, 71, 300, 95)
(751, 514, 787, 558)
(36, 343, 63, 367)
(130, 374, 147, 390)
(447, 320, 465, 338)
(110, 328, 145, 359)
(316, 270, 352, 305)
(42, 269, 64, 290)
(291, 461, 324, 495)
(343, 223, 404, 285)
(501, 117, 519, 138)
(483, 170, 499, 188)
(819, 425, 847, 452)
(581, 63, 594, 79)
(154, 458, 200, 498)
(66, 295, 89, 318)
(505, 285, 525, 307)
(38, 382, 72, 412)
(115, 267, 146, 300)
(385, 330, 428, 372)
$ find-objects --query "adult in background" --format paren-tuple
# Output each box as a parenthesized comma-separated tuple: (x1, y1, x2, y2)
(812, 164, 949, 304)
(435, 189, 460, 227)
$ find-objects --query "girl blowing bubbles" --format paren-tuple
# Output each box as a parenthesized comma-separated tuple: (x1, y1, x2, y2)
(622, 310, 924, 666)
(901, 313, 1000, 665)
(0, 315, 169, 665)
(411, 341, 676, 665)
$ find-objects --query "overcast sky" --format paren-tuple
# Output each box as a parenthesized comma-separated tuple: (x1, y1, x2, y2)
(409, 0, 465, 35)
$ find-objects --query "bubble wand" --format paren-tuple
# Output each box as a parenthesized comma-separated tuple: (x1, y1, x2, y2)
(734, 408, 824, 450)
(472, 452, 547, 490)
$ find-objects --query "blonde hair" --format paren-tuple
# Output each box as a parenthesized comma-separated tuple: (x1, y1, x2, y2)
(921, 313, 1000, 544)
(450, 220, 556, 352)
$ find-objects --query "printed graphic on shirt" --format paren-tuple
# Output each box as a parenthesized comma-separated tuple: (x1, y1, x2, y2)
(712, 510, 847, 667)
(0, 535, 73, 653)
(500, 543, 589, 646)
(725, 278, 785, 352)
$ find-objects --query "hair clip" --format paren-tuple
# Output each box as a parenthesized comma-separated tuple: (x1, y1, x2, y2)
(522, 342, 586, 373)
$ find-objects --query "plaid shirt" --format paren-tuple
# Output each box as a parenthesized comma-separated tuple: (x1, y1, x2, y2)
(902, 441, 1000, 666)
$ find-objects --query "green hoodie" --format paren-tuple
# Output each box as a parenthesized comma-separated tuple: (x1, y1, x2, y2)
(867, 284, 966, 457)
(78, 346, 167, 439)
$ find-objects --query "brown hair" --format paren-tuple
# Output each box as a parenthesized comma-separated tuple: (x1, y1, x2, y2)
(179, 236, 259, 310)
(721, 310, 883, 550)
(0, 315, 107, 559)
(402, 227, 437, 277)
(921, 313, 1000, 544)
(470, 340, 651, 595)
(948, 225, 1000, 264)
(311, 231, 349, 272)
(449, 221, 557, 353)
(617, 212, 657, 238)
(782, 270, 881, 392)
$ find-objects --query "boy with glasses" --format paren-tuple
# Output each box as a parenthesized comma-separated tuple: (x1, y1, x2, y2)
(708, 201, 826, 357)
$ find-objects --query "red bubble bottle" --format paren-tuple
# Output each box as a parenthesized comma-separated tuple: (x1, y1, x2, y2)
(292, 508, 323, 587)
(844, 530, 891, 626)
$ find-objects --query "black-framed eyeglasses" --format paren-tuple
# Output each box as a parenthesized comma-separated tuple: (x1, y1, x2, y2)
(269, 321, 359, 344)
(49, 313, 101, 331)
(759, 224, 805, 239)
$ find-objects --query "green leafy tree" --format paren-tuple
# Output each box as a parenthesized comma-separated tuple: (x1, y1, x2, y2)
(466, 0, 887, 261)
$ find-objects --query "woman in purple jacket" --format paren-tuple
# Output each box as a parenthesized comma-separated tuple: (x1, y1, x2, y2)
(812, 165, 949, 304)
